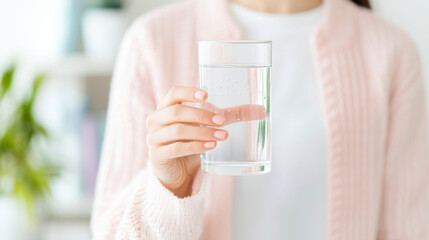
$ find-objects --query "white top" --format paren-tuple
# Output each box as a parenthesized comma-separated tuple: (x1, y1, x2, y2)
(230, 3, 327, 240)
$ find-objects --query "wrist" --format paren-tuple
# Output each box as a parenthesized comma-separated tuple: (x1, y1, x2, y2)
(160, 177, 194, 198)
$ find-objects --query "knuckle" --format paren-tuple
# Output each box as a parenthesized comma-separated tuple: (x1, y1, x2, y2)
(146, 134, 153, 146)
(168, 86, 179, 98)
(148, 150, 158, 163)
(171, 104, 182, 118)
(197, 111, 205, 122)
(168, 86, 176, 95)
(192, 86, 200, 92)
(173, 124, 185, 137)
(199, 110, 211, 122)
(200, 127, 212, 138)
(146, 115, 152, 128)
(148, 147, 153, 157)
(188, 142, 200, 153)
(167, 124, 180, 137)
(169, 142, 181, 156)
(187, 87, 198, 97)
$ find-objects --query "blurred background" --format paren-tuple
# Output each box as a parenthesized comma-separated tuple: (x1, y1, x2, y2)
(0, 0, 427, 239)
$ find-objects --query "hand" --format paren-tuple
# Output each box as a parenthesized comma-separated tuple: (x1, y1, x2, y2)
(146, 86, 266, 197)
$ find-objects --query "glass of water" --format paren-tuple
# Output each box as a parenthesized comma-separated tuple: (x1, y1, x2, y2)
(198, 40, 272, 175)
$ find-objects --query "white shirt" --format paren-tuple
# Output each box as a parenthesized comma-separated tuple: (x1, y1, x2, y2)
(230, 3, 327, 240)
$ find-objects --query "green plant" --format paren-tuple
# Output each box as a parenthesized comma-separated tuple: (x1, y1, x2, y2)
(88, 0, 123, 9)
(0, 65, 58, 222)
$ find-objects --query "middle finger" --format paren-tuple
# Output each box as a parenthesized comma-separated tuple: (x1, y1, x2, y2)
(151, 104, 225, 129)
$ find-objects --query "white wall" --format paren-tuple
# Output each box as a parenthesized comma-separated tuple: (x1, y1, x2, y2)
(126, 0, 180, 18)
(0, 0, 72, 66)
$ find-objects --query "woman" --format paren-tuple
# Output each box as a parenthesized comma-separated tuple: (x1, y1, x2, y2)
(91, 0, 429, 239)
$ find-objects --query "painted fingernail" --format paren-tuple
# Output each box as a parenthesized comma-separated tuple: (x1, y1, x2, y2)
(212, 115, 225, 125)
(204, 141, 216, 148)
(214, 131, 227, 140)
(194, 91, 206, 100)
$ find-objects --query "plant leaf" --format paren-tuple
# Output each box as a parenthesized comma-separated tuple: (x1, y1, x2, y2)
(0, 67, 57, 223)
(30, 73, 45, 104)
(90, 0, 122, 8)
(1, 64, 15, 98)
(13, 178, 36, 224)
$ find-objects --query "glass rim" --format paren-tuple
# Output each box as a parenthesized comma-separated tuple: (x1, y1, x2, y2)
(198, 40, 272, 45)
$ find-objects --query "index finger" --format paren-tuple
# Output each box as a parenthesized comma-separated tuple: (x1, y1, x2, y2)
(157, 86, 207, 110)
(201, 102, 266, 125)
(223, 104, 266, 125)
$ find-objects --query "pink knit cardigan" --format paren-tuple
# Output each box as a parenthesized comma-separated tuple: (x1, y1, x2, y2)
(91, 0, 429, 239)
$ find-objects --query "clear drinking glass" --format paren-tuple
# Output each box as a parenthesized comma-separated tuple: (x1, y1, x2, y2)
(198, 40, 272, 175)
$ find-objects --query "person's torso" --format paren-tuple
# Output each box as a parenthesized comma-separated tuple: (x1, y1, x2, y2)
(138, 0, 404, 238)
(228, 3, 327, 240)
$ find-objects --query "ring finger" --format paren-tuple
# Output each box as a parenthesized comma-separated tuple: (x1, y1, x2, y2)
(147, 123, 228, 146)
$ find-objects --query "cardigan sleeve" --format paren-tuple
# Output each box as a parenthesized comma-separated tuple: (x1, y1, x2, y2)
(378, 34, 429, 239)
(90, 17, 207, 240)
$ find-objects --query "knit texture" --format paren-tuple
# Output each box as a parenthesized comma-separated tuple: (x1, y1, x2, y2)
(91, 0, 429, 239)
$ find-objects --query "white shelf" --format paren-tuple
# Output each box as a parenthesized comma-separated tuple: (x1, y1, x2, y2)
(41, 221, 91, 240)
(44, 195, 93, 221)
(49, 54, 114, 79)
(38, 195, 93, 240)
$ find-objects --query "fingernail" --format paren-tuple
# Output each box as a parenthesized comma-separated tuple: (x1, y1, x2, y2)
(214, 130, 227, 140)
(194, 91, 206, 100)
(204, 141, 216, 148)
(212, 115, 225, 125)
